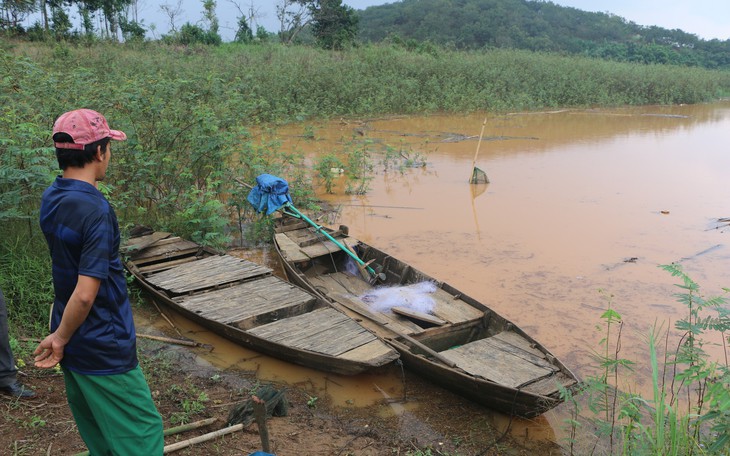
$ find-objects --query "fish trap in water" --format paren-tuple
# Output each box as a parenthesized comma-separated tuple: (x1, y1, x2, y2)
(470, 166, 489, 184)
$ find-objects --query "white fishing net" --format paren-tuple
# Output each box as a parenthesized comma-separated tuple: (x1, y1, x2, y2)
(360, 281, 437, 314)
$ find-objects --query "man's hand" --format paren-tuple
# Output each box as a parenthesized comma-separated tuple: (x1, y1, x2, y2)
(35, 274, 100, 369)
(34, 333, 68, 368)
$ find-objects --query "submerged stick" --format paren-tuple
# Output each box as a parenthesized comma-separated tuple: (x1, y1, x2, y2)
(137, 333, 199, 347)
(151, 299, 183, 338)
(677, 244, 723, 262)
(337, 204, 423, 210)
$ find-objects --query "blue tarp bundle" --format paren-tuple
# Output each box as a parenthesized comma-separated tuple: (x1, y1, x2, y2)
(246, 174, 293, 215)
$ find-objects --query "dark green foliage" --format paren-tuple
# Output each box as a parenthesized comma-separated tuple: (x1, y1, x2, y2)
(119, 18, 146, 42)
(314, 154, 344, 193)
(226, 384, 288, 426)
(309, 0, 359, 50)
(164, 23, 222, 46)
(0, 233, 54, 337)
(357, 0, 730, 70)
(235, 17, 254, 44)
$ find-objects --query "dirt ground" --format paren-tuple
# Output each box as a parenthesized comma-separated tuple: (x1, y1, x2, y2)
(1, 304, 565, 456)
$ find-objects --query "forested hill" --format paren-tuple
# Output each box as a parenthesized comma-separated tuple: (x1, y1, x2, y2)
(356, 0, 730, 69)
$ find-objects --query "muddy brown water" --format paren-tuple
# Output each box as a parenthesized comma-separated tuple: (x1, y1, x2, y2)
(139, 102, 730, 446)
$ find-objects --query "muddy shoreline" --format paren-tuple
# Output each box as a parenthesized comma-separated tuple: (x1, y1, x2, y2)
(1, 300, 563, 455)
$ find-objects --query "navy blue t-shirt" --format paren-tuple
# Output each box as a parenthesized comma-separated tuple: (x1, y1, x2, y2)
(40, 177, 137, 375)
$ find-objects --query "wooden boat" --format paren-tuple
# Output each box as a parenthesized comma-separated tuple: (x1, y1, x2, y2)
(122, 230, 399, 376)
(273, 215, 581, 418)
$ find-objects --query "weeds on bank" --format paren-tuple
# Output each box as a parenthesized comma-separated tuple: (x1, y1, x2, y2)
(137, 342, 212, 425)
(562, 264, 730, 455)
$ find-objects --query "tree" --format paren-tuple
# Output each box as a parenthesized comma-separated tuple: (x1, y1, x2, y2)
(160, 0, 183, 33)
(229, 0, 257, 43)
(119, 16, 145, 41)
(201, 0, 218, 36)
(276, 0, 310, 44)
(309, 0, 358, 50)
(234, 15, 253, 43)
(49, 3, 70, 39)
(1, 0, 37, 30)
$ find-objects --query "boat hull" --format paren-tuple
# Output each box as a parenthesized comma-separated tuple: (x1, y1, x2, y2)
(124, 231, 398, 376)
(273, 216, 580, 417)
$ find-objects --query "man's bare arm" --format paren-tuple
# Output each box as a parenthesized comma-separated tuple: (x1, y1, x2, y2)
(34, 275, 101, 368)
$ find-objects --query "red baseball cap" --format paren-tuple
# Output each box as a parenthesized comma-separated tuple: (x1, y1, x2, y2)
(53, 109, 127, 150)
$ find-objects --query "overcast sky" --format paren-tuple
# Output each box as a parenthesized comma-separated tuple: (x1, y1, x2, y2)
(23, 0, 730, 42)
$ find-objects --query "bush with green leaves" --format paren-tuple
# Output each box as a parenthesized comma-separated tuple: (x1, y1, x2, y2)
(563, 265, 729, 455)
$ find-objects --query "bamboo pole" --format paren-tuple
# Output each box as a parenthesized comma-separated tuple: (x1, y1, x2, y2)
(470, 117, 487, 181)
(150, 298, 184, 337)
(163, 424, 245, 454)
(73, 418, 220, 456)
(163, 418, 218, 436)
(469, 117, 490, 184)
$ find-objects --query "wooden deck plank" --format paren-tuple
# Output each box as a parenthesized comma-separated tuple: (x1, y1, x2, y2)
(339, 339, 396, 363)
(392, 306, 447, 326)
(328, 291, 425, 336)
(146, 255, 271, 294)
(523, 372, 577, 396)
(248, 308, 377, 356)
(300, 239, 342, 257)
(440, 336, 554, 388)
(481, 333, 557, 371)
(173, 276, 315, 325)
(282, 227, 349, 258)
(430, 288, 484, 324)
(122, 232, 171, 254)
(310, 273, 424, 334)
(491, 331, 546, 357)
(274, 233, 311, 263)
(137, 256, 199, 274)
(130, 238, 199, 262)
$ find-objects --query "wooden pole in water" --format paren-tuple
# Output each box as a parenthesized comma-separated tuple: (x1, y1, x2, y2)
(470, 116, 488, 183)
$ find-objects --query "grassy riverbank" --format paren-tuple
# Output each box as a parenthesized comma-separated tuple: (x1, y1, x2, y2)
(6, 40, 730, 121)
(4, 39, 730, 248)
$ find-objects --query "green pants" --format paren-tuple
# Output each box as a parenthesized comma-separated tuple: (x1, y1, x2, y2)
(63, 365, 164, 455)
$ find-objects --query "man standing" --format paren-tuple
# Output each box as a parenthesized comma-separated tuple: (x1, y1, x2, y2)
(0, 287, 35, 398)
(35, 109, 164, 455)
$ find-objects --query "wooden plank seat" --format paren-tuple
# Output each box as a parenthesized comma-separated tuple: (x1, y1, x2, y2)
(172, 275, 317, 328)
(247, 307, 381, 357)
(145, 255, 271, 294)
(439, 331, 558, 389)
